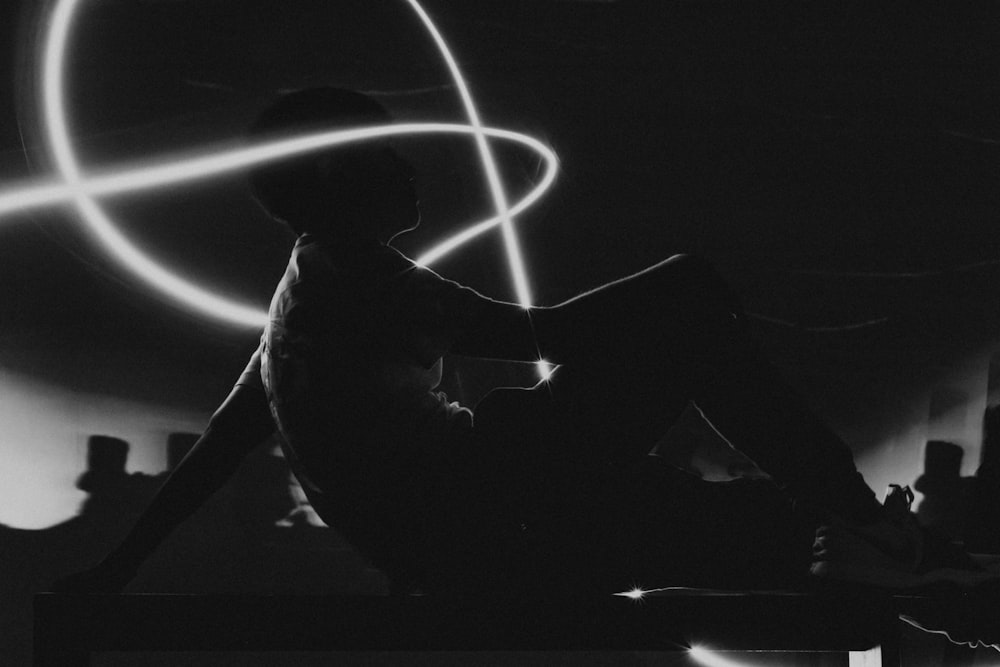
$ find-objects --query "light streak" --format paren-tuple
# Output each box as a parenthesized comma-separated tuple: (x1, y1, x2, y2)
(688, 646, 752, 667)
(10, 0, 560, 336)
(403, 0, 533, 308)
(614, 587, 648, 601)
(400, 0, 554, 381)
(0, 124, 556, 224)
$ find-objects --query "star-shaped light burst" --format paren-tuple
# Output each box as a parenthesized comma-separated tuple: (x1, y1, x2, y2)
(615, 587, 649, 602)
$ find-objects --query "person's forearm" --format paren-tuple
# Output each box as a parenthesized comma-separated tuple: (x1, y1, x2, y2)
(104, 383, 276, 572)
(451, 302, 564, 364)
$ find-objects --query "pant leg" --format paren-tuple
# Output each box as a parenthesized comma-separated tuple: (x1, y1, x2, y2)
(468, 389, 815, 593)
(594, 456, 818, 592)
(531, 253, 881, 523)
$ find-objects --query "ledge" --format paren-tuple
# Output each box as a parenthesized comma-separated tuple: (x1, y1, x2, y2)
(33, 588, 903, 666)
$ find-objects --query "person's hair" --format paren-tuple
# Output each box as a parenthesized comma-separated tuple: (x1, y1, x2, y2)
(247, 87, 396, 235)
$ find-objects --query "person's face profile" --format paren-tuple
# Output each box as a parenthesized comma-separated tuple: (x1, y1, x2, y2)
(341, 146, 421, 241)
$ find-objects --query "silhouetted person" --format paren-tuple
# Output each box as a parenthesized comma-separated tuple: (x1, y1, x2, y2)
(55, 87, 992, 601)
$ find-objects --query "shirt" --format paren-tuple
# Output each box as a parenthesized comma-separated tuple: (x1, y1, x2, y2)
(255, 234, 488, 582)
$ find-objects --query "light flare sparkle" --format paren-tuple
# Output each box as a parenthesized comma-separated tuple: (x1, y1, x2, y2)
(0, 0, 559, 342)
(614, 587, 648, 601)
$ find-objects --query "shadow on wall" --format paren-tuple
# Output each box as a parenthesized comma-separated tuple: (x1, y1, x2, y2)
(915, 440, 975, 544)
(0, 433, 387, 667)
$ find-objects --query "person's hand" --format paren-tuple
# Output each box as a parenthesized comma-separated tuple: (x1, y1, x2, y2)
(50, 558, 137, 594)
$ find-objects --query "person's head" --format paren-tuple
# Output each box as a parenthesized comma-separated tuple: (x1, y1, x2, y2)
(247, 87, 419, 243)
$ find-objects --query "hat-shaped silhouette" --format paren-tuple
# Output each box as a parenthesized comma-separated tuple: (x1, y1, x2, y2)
(76, 435, 130, 492)
(914, 440, 964, 495)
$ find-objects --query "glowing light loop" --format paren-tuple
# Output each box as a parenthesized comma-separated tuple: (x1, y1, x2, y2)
(0, 0, 560, 332)
(403, 0, 532, 306)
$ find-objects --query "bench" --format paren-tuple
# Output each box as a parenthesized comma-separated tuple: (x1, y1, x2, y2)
(34, 588, 904, 666)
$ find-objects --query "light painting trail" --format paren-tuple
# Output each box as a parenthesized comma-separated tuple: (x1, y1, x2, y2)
(0, 123, 557, 259)
(687, 646, 752, 667)
(0, 0, 559, 348)
(614, 586, 648, 601)
(398, 0, 556, 379)
(402, 0, 532, 306)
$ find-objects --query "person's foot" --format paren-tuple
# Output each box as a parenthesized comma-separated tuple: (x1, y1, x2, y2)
(811, 485, 993, 590)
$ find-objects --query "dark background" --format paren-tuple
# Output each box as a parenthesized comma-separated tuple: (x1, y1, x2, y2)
(1, 1, 999, 664)
(2, 1, 1000, 410)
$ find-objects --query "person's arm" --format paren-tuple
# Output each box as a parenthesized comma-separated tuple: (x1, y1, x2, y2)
(52, 367, 276, 593)
(449, 299, 553, 363)
(448, 297, 582, 368)
(386, 252, 567, 366)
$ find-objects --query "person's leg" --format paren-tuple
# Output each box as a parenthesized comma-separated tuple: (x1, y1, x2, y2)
(467, 390, 817, 593)
(529, 253, 882, 524)
(594, 457, 817, 592)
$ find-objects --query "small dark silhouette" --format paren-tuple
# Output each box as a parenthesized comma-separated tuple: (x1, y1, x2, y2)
(915, 440, 974, 543)
(75, 435, 161, 533)
(0, 435, 158, 666)
(0, 431, 383, 666)
(966, 407, 1000, 554)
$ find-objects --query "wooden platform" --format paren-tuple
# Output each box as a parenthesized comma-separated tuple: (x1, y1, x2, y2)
(34, 589, 903, 666)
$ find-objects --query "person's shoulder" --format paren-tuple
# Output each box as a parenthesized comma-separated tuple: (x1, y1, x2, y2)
(292, 233, 322, 256)
(290, 234, 339, 274)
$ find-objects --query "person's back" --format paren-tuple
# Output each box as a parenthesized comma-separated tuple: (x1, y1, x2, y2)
(248, 88, 495, 588)
(263, 234, 489, 581)
(264, 235, 472, 471)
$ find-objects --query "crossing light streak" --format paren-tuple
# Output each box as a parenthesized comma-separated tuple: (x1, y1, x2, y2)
(7, 0, 559, 341)
(0, 124, 556, 229)
(403, 0, 534, 308)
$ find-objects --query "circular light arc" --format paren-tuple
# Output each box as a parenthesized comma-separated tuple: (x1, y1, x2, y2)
(403, 0, 533, 307)
(0, 124, 557, 221)
(44, 0, 267, 327)
(38, 0, 559, 331)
